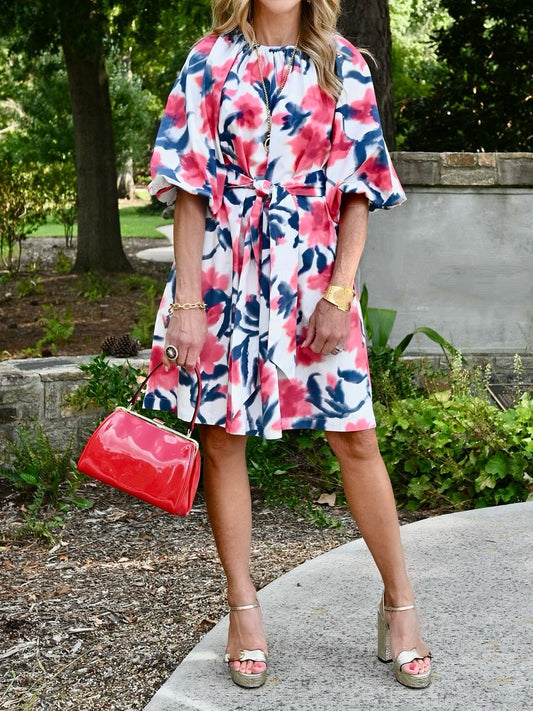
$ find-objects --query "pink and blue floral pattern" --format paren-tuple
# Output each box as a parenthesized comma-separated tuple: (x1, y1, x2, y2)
(144, 32, 405, 439)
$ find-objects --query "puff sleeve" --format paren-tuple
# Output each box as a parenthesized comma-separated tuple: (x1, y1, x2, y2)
(326, 37, 406, 217)
(148, 35, 222, 209)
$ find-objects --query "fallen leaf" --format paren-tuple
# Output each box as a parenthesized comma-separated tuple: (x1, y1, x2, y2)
(316, 492, 336, 507)
(68, 627, 94, 634)
(0, 641, 37, 660)
(107, 510, 128, 522)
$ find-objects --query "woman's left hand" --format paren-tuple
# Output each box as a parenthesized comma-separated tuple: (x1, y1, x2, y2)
(301, 299, 351, 355)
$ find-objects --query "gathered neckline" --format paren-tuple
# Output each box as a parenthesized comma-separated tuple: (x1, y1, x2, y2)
(236, 32, 297, 52)
(256, 43, 297, 50)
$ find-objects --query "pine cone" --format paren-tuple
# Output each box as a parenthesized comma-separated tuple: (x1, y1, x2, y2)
(101, 335, 118, 355)
(112, 333, 142, 358)
(101, 333, 141, 357)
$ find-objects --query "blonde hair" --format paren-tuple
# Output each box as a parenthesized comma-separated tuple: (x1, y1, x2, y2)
(212, 0, 343, 99)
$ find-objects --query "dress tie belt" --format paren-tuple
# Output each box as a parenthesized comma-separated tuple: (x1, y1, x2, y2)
(223, 173, 326, 417)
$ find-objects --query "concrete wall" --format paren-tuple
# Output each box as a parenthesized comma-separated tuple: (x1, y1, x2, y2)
(360, 152, 533, 355)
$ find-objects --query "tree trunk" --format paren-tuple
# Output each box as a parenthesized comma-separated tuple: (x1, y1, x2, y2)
(60, 6, 131, 272)
(338, 0, 395, 149)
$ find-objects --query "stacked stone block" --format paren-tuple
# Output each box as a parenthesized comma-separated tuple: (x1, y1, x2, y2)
(0, 354, 150, 458)
(391, 152, 533, 187)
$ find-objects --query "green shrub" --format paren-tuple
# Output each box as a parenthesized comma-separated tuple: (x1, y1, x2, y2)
(15, 275, 43, 297)
(375, 392, 532, 510)
(0, 154, 48, 271)
(360, 284, 462, 406)
(80, 272, 112, 301)
(37, 305, 75, 354)
(66, 356, 344, 526)
(65, 353, 532, 521)
(131, 283, 159, 347)
(43, 162, 77, 248)
(64, 352, 145, 413)
(126, 274, 161, 347)
(53, 249, 74, 274)
(368, 350, 430, 405)
(125, 273, 161, 293)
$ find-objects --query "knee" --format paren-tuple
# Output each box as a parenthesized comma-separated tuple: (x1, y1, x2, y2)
(199, 425, 247, 463)
(326, 429, 381, 463)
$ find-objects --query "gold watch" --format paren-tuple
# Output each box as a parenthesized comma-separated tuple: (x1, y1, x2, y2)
(323, 285, 355, 312)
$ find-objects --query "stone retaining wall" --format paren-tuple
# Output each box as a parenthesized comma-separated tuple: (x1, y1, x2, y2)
(391, 152, 533, 187)
(0, 353, 150, 458)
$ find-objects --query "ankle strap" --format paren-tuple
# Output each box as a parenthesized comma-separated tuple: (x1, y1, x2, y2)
(229, 602, 260, 612)
(383, 603, 415, 612)
(381, 592, 415, 612)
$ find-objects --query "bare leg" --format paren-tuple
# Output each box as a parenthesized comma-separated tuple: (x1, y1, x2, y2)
(326, 429, 431, 675)
(199, 425, 267, 676)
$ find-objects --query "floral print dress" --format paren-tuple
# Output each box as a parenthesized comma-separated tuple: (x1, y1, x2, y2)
(144, 31, 405, 439)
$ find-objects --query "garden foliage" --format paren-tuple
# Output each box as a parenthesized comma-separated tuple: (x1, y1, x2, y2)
(64, 353, 145, 414)
(5, 323, 531, 532)
(64, 343, 532, 524)
(376, 392, 532, 510)
(0, 420, 91, 540)
(396, 0, 533, 151)
(0, 154, 48, 270)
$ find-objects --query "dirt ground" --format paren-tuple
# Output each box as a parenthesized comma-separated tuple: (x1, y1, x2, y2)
(0, 237, 170, 360)
(0, 234, 435, 709)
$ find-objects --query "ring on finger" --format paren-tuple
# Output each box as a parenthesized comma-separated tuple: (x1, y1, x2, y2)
(332, 345, 344, 355)
(165, 345, 178, 361)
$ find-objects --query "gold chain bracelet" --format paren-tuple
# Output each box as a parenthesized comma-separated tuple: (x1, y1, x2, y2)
(168, 301, 206, 315)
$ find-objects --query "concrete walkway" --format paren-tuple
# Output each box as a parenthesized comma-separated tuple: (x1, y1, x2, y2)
(144, 502, 532, 711)
(136, 224, 174, 263)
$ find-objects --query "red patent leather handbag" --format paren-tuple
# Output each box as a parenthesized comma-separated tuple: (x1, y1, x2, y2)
(77, 362, 202, 515)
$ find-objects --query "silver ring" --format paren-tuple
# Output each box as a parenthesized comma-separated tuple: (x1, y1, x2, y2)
(165, 345, 178, 361)
(332, 345, 344, 355)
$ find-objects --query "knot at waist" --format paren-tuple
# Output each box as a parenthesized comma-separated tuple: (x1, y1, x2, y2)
(252, 178, 272, 199)
(225, 172, 326, 200)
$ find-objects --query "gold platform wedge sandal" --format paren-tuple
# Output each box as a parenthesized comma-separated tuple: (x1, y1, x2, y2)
(224, 601, 268, 689)
(377, 595, 432, 689)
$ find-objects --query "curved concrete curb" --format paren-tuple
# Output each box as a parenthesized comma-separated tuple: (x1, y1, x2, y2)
(136, 224, 174, 263)
(144, 502, 532, 710)
(135, 246, 174, 263)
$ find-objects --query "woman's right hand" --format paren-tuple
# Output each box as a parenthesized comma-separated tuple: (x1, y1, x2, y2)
(164, 308, 208, 372)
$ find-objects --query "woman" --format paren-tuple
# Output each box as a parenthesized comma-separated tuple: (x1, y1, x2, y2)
(145, 0, 432, 690)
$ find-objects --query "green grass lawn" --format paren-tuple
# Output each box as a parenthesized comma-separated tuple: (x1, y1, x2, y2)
(31, 204, 172, 239)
